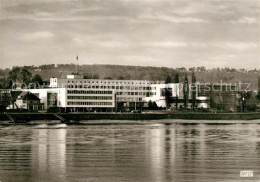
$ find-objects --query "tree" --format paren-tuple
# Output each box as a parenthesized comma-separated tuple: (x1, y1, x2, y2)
(191, 72, 196, 110)
(71, 72, 79, 75)
(148, 100, 153, 108)
(8, 67, 21, 83)
(152, 101, 158, 109)
(8, 67, 32, 88)
(93, 73, 99, 79)
(165, 75, 172, 109)
(148, 100, 158, 109)
(0, 78, 12, 89)
(83, 74, 91, 79)
(21, 67, 32, 85)
(183, 74, 189, 110)
(257, 91, 260, 101)
(31, 74, 43, 86)
(174, 73, 179, 109)
(118, 76, 125, 80)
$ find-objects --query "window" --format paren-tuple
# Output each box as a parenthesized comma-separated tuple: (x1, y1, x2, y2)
(160, 88, 166, 96)
(67, 90, 112, 95)
(67, 101, 113, 106)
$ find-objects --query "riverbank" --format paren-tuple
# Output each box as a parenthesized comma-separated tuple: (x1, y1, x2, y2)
(0, 112, 260, 123)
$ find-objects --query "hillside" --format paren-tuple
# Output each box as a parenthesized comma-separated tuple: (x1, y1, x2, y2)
(0, 64, 259, 91)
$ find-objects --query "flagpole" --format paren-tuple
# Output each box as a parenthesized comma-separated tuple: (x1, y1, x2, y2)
(76, 56, 78, 75)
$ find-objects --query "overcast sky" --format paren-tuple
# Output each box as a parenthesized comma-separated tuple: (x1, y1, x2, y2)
(1, 0, 259, 69)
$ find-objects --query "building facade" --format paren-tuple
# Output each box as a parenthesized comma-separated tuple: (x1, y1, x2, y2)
(145, 84, 180, 108)
(28, 88, 115, 112)
(197, 84, 239, 111)
(8, 91, 44, 111)
(50, 75, 164, 111)
(144, 83, 209, 109)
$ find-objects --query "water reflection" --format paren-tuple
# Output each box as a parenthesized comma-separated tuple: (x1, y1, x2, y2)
(146, 125, 165, 182)
(32, 126, 67, 181)
(0, 123, 260, 182)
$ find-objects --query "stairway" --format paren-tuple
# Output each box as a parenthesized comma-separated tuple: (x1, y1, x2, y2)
(54, 113, 66, 122)
(5, 113, 16, 122)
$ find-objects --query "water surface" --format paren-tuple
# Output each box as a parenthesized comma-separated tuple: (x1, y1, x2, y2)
(0, 121, 260, 182)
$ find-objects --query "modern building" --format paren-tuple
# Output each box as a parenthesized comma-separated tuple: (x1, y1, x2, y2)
(38, 75, 210, 111)
(144, 83, 208, 109)
(49, 75, 164, 111)
(27, 88, 115, 112)
(145, 83, 180, 108)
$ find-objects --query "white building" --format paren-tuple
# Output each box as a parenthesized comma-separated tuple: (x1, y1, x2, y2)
(145, 83, 210, 109)
(145, 84, 180, 108)
(49, 75, 164, 111)
(27, 87, 115, 112)
(196, 96, 209, 109)
(23, 75, 210, 111)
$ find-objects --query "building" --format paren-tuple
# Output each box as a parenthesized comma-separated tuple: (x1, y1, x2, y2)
(49, 75, 164, 111)
(27, 88, 115, 112)
(13, 74, 249, 112)
(145, 84, 180, 108)
(196, 96, 210, 109)
(0, 89, 12, 111)
(145, 83, 210, 109)
(9, 91, 44, 111)
(197, 84, 239, 111)
(37, 75, 210, 111)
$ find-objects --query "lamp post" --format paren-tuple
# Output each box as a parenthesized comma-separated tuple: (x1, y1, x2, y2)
(242, 93, 245, 112)
(27, 92, 28, 111)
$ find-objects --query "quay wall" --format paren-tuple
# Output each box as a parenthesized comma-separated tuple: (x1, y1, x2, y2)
(0, 112, 260, 122)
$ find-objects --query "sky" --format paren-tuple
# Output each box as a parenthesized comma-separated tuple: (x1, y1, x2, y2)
(0, 0, 259, 69)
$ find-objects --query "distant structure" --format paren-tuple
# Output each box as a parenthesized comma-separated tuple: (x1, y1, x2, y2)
(34, 75, 208, 111)
(7, 91, 43, 111)
(48, 75, 163, 112)
(2, 73, 251, 112)
(197, 84, 240, 112)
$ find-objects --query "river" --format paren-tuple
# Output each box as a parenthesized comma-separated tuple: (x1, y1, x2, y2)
(0, 121, 260, 182)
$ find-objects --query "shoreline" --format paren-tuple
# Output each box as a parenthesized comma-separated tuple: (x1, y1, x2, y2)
(1, 119, 260, 125)
(0, 112, 260, 124)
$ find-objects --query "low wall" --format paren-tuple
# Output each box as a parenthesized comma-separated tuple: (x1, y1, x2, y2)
(168, 113, 260, 120)
(0, 113, 58, 122)
(58, 113, 167, 121)
(0, 112, 259, 122)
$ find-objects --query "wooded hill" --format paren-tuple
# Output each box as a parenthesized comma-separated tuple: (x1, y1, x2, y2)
(0, 64, 259, 91)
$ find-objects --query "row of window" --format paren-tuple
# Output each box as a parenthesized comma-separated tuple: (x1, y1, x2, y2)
(116, 92, 150, 96)
(67, 96, 113, 100)
(67, 85, 151, 90)
(66, 80, 162, 85)
(67, 102, 113, 106)
(117, 97, 143, 101)
(67, 90, 113, 94)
